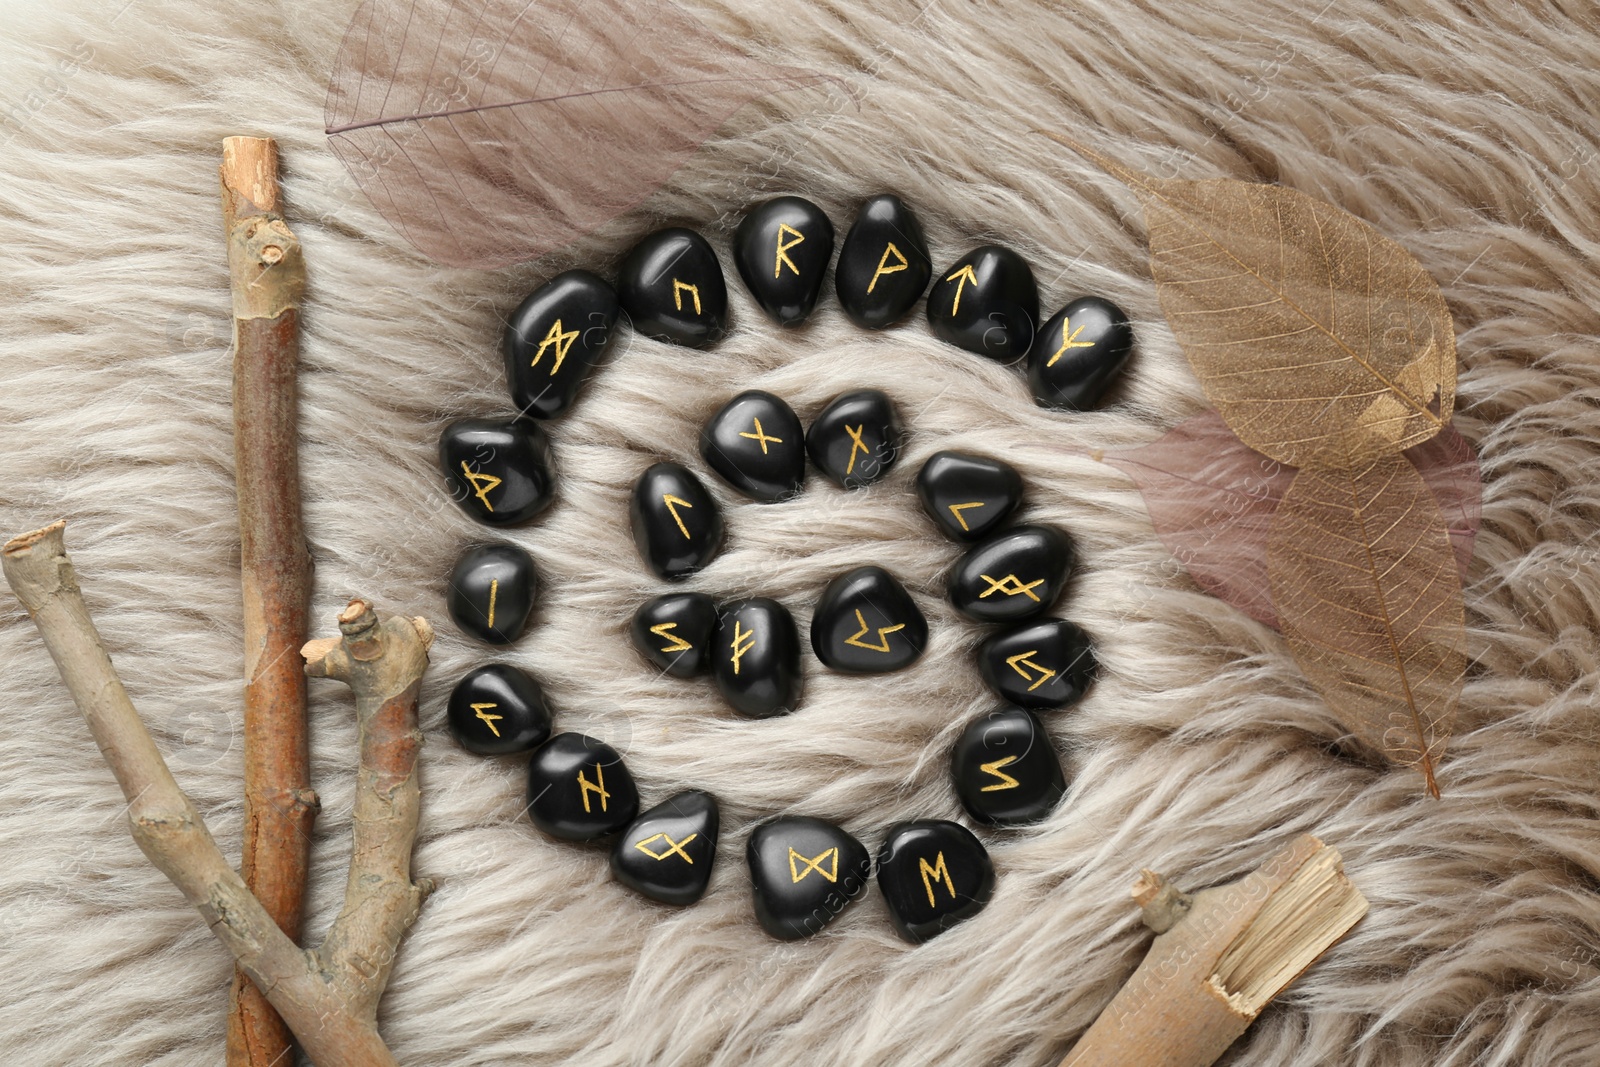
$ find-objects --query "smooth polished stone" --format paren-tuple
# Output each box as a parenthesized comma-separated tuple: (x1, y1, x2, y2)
(915, 450, 1023, 542)
(446, 542, 537, 645)
(699, 390, 806, 503)
(809, 565, 927, 674)
(1027, 297, 1134, 411)
(733, 196, 834, 325)
(502, 269, 620, 419)
(525, 733, 639, 842)
(446, 663, 552, 756)
(950, 706, 1066, 826)
(805, 389, 904, 489)
(630, 461, 724, 580)
(977, 619, 1097, 710)
(610, 790, 720, 905)
(925, 245, 1039, 361)
(948, 524, 1073, 623)
(876, 820, 995, 943)
(712, 598, 802, 718)
(615, 228, 728, 347)
(747, 816, 872, 940)
(439, 417, 555, 526)
(834, 194, 932, 329)
(630, 592, 717, 678)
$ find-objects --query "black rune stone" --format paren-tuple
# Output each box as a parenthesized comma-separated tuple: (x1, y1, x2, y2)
(616, 228, 728, 348)
(446, 663, 552, 756)
(926, 245, 1039, 361)
(733, 196, 834, 326)
(712, 598, 803, 718)
(439, 416, 555, 527)
(1027, 296, 1134, 411)
(834, 194, 932, 329)
(809, 565, 927, 675)
(446, 542, 537, 645)
(610, 790, 720, 905)
(805, 389, 904, 489)
(526, 733, 639, 842)
(950, 706, 1066, 827)
(699, 390, 806, 503)
(977, 618, 1097, 710)
(502, 269, 620, 419)
(876, 820, 995, 943)
(630, 591, 717, 678)
(915, 450, 1024, 542)
(747, 816, 873, 940)
(948, 524, 1073, 623)
(630, 461, 723, 581)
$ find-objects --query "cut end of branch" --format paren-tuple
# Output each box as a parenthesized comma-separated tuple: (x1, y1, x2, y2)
(1133, 869, 1193, 933)
(221, 136, 280, 220)
(4, 520, 67, 557)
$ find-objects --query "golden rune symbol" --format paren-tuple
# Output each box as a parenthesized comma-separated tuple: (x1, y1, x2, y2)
(844, 608, 905, 653)
(739, 417, 783, 454)
(576, 763, 610, 814)
(979, 756, 1021, 792)
(788, 846, 839, 884)
(866, 241, 908, 294)
(1005, 650, 1057, 692)
(844, 424, 871, 475)
(729, 620, 757, 675)
(651, 622, 694, 654)
(1046, 315, 1095, 368)
(919, 852, 957, 908)
(635, 832, 699, 864)
(470, 702, 503, 737)
(661, 493, 694, 539)
(945, 263, 979, 316)
(947, 501, 985, 532)
(774, 223, 805, 278)
(979, 573, 1045, 602)
(486, 578, 499, 629)
(532, 317, 579, 376)
(459, 461, 501, 512)
(672, 278, 702, 314)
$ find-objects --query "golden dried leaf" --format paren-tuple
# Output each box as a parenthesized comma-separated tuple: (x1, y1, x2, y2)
(1267, 453, 1465, 797)
(1045, 134, 1456, 470)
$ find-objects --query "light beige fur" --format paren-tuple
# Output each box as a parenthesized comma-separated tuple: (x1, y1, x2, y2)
(1, 1, 1598, 1064)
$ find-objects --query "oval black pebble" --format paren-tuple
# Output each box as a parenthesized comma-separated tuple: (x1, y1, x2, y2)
(915, 450, 1024, 542)
(439, 417, 555, 526)
(502, 269, 620, 419)
(712, 598, 803, 718)
(950, 706, 1066, 827)
(805, 389, 904, 489)
(876, 820, 995, 943)
(446, 664, 552, 756)
(446, 542, 537, 645)
(615, 227, 728, 348)
(810, 565, 927, 674)
(610, 790, 720, 905)
(926, 245, 1039, 361)
(834, 194, 932, 330)
(630, 591, 717, 678)
(748, 816, 872, 940)
(977, 618, 1097, 710)
(526, 733, 639, 841)
(630, 462, 724, 580)
(733, 196, 834, 326)
(949, 524, 1073, 623)
(1027, 297, 1134, 411)
(699, 390, 806, 503)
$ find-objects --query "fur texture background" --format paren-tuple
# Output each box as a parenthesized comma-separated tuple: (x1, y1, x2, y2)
(2, 1, 1599, 1064)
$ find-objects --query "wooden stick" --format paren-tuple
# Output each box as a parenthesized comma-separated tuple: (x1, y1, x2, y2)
(1060, 835, 1367, 1067)
(3, 523, 432, 1067)
(220, 135, 316, 1067)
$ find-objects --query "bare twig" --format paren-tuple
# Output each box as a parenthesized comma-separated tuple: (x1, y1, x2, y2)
(3, 522, 432, 1067)
(220, 134, 316, 1067)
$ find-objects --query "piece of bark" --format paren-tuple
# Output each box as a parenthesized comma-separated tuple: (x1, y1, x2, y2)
(1061, 835, 1367, 1067)
(220, 134, 317, 1067)
(3, 522, 432, 1067)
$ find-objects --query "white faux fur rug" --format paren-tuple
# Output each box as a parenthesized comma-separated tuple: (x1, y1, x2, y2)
(3, 1, 1600, 1064)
